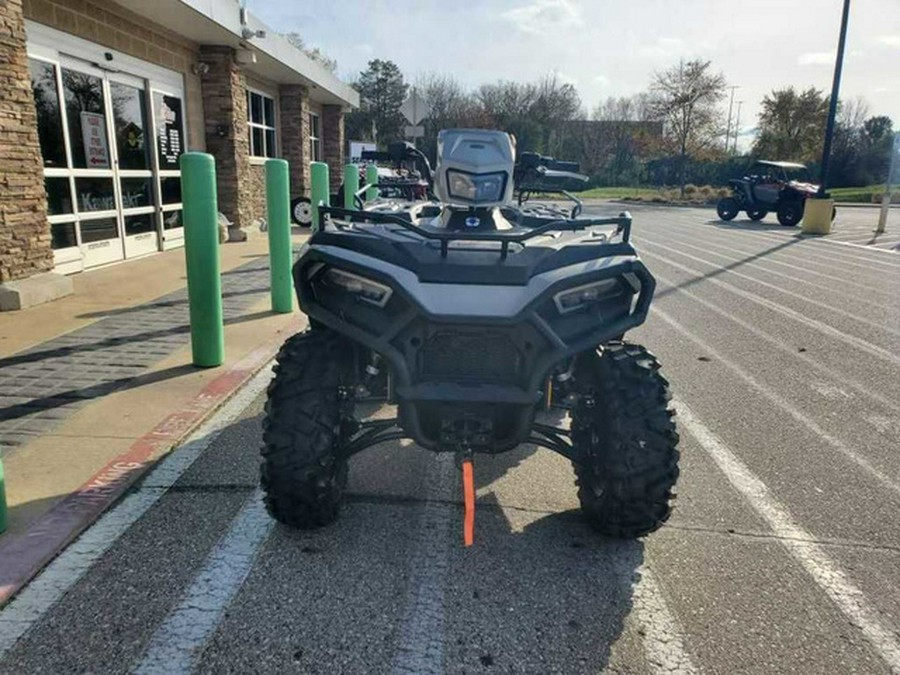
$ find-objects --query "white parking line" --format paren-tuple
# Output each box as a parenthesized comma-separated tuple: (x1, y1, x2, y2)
(642, 249, 900, 370)
(607, 541, 699, 675)
(0, 363, 275, 659)
(641, 241, 900, 341)
(132, 489, 274, 675)
(652, 307, 900, 498)
(677, 403, 900, 672)
(650, 273, 900, 418)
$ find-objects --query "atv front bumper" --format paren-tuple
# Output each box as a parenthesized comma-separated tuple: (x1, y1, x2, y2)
(295, 244, 655, 452)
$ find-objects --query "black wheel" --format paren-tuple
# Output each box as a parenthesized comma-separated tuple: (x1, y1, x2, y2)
(776, 200, 804, 227)
(746, 208, 767, 221)
(261, 329, 353, 529)
(716, 197, 739, 221)
(571, 342, 679, 538)
(291, 197, 312, 227)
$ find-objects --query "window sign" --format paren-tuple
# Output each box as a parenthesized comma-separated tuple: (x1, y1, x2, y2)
(154, 93, 184, 169)
(80, 111, 110, 168)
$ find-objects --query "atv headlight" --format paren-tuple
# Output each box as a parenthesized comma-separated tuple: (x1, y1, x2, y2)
(554, 278, 624, 314)
(321, 268, 393, 308)
(446, 170, 507, 203)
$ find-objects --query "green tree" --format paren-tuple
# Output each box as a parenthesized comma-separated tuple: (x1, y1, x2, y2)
(345, 59, 409, 146)
(649, 59, 727, 196)
(752, 87, 829, 163)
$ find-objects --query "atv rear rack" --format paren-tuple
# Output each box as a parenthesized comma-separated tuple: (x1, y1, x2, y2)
(318, 205, 633, 259)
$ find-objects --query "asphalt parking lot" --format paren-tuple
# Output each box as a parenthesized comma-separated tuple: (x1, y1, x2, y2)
(1, 204, 899, 674)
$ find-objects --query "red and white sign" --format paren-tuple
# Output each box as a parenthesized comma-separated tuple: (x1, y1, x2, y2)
(80, 111, 110, 168)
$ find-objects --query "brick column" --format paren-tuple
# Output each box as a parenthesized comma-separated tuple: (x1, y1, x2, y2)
(0, 0, 53, 283)
(279, 84, 311, 199)
(199, 46, 251, 230)
(322, 104, 345, 193)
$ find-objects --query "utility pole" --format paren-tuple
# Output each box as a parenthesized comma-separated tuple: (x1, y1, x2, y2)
(733, 101, 743, 154)
(724, 86, 738, 153)
(817, 0, 852, 197)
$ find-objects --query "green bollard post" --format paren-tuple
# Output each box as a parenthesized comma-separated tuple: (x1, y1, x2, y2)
(344, 164, 360, 210)
(265, 159, 293, 314)
(310, 161, 330, 233)
(0, 457, 7, 534)
(180, 152, 224, 367)
(365, 164, 379, 202)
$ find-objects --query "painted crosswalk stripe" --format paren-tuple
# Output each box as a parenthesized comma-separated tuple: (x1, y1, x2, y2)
(133, 488, 273, 674)
(677, 402, 900, 672)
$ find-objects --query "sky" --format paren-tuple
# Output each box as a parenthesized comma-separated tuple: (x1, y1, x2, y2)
(251, 0, 900, 150)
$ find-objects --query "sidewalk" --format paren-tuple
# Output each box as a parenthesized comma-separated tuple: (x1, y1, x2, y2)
(0, 232, 307, 541)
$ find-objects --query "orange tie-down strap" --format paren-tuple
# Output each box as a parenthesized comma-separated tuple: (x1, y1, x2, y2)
(462, 459, 475, 547)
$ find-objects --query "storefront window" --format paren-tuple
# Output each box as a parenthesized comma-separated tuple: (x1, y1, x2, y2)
(51, 222, 78, 249)
(111, 83, 150, 170)
(79, 217, 118, 244)
(309, 112, 321, 162)
(29, 59, 67, 168)
(153, 92, 184, 170)
(160, 177, 182, 205)
(45, 177, 74, 215)
(119, 177, 153, 208)
(162, 209, 183, 230)
(62, 68, 110, 170)
(248, 90, 277, 158)
(124, 214, 156, 235)
(75, 176, 116, 212)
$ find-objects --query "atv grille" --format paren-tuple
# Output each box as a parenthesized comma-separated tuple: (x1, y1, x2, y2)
(420, 331, 522, 383)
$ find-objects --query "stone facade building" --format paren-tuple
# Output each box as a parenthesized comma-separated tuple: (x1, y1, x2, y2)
(0, 0, 357, 310)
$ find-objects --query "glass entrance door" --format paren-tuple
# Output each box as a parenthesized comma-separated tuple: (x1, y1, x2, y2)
(59, 59, 124, 269)
(110, 74, 157, 259)
(151, 90, 186, 248)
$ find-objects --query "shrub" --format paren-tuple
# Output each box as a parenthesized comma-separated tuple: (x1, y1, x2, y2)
(683, 183, 699, 197)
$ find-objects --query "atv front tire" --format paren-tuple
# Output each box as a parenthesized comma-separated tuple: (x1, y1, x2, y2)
(777, 200, 804, 226)
(261, 330, 350, 529)
(571, 342, 679, 538)
(746, 208, 767, 221)
(716, 198, 739, 221)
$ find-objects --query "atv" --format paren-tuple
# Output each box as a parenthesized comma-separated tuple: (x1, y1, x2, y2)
(261, 129, 679, 543)
(716, 160, 833, 226)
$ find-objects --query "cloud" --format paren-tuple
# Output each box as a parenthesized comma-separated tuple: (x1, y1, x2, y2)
(878, 35, 900, 48)
(798, 51, 834, 65)
(637, 37, 687, 60)
(500, 0, 581, 35)
(798, 49, 863, 66)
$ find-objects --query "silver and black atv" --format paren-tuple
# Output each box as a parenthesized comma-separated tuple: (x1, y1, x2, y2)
(261, 129, 679, 541)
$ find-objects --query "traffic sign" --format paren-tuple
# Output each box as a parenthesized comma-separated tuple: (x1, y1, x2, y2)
(400, 89, 430, 126)
(403, 126, 425, 139)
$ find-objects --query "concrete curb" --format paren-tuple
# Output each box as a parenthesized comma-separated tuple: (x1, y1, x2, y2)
(0, 341, 280, 607)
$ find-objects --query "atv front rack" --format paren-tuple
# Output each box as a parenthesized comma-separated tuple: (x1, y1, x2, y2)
(317, 205, 633, 259)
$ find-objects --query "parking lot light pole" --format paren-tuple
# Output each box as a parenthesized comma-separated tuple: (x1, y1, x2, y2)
(803, 0, 851, 234)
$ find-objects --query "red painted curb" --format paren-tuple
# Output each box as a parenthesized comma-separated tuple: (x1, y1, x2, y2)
(0, 342, 279, 607)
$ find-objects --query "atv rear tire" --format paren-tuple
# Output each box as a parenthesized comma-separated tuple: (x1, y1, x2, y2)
(777, 200, 804, 226)
(716, 197, 739, 221)
(571, 342, 679, 538)
(261, 330, 351, 529)
(746, 208, 767, 221)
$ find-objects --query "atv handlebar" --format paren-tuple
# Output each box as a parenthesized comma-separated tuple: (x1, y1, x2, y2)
(318, 205, 632, 260)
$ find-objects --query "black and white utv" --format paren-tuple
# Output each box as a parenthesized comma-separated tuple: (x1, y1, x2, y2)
(261, 129, 679, 541)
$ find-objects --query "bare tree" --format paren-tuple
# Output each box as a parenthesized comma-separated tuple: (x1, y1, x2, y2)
(649, 59, 726, 195)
